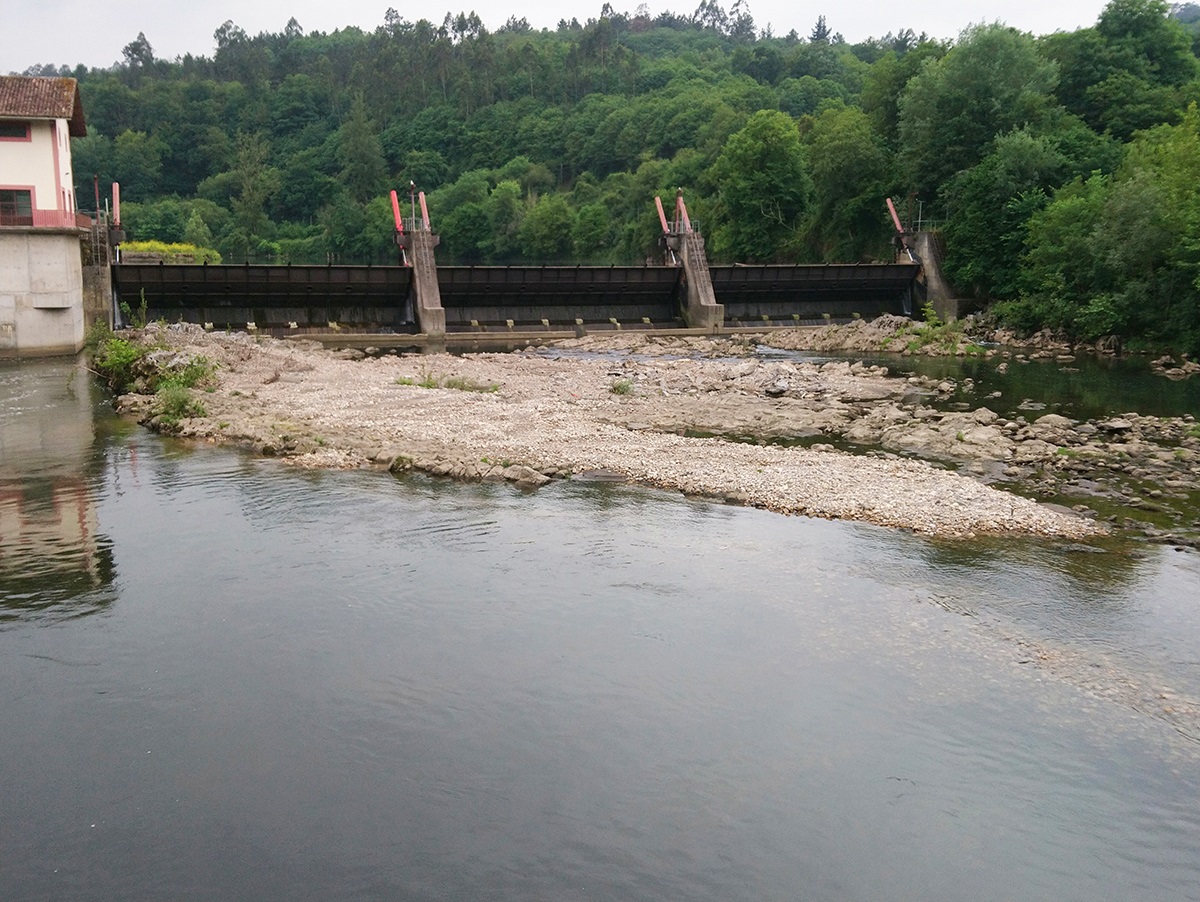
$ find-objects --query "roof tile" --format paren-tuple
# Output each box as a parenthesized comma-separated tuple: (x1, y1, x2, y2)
(0, 76, 87, 136)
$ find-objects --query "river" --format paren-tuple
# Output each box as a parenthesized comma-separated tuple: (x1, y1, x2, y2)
(2, 356, 1199, 901)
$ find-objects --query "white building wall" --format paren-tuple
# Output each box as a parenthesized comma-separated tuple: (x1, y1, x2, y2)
(57, 118, 75, 213)
(1, 120, 64, 211)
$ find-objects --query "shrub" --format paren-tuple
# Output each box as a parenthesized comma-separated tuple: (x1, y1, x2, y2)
(92, 335, 149, 393)
(120, 240, 222, 264)
(155, 383, 206, 423)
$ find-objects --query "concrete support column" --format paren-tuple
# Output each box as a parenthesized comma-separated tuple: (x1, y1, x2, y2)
(912, 231, 957, 322)
(408, 231, 445, 337)
(678, 232, 723, 331)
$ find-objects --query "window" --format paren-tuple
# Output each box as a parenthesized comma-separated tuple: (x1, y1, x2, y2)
(0, 189, 34, 225)
(0, 121, 31, 140)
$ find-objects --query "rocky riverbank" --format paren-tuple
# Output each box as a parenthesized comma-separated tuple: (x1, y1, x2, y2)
(557, 327, 1200, 546)
(95, 321, 1134, 542)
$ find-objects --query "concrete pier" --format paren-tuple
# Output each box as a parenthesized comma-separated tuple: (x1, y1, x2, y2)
(0, 229, 87, 357)
(407, 230, 445, 338)
(912, 231, 958, 322)
(677, 231, 724, 331)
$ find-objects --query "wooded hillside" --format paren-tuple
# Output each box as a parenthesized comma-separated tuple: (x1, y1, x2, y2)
(22, 0, 1200, 351)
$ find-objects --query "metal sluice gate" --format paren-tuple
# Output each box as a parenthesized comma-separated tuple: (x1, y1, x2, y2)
(113, 261, 919, 332)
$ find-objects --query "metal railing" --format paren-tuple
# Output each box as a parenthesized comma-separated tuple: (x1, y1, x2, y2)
(0, 208, 88, 229)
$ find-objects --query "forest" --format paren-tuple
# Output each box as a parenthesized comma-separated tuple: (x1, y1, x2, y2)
(19, 0, 1200, 352)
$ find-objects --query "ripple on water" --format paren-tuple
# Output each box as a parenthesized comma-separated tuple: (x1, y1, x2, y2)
(2, 403, 1200, 900)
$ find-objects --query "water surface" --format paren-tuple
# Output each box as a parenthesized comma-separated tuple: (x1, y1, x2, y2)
(1, 359, 1198, 901)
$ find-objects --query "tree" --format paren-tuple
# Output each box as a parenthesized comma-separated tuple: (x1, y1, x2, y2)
(121, 32, 155, 73)
(859, 42, 945, 147)
(227, 132, 280, 254)
(484, 179, 524, 261)
(111, 130, 164, 199)
(897, 24, 1058, 198)
(1005, 175, 1110, 333)
(804, 107, 895, 261)
(1098, 0, 1197, 86)
(707, 110, 813, 261)
(338, 93, 388, 204)
(518, 195, 575, 260)
(183, 209, 216, 248)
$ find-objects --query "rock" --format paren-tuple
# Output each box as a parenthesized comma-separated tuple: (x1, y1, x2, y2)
(503, 465, 551, 489)
(1028, 414, 1076, 444)
(1012, 440, 1060, 463)
(1099, 418, 1134, 433)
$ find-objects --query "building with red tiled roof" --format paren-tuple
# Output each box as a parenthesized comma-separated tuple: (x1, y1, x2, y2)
(0, 75, 87, 229)
(1, 76, 91, 356)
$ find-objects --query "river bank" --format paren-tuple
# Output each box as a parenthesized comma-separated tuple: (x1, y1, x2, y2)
(91, 321, 1136, 541)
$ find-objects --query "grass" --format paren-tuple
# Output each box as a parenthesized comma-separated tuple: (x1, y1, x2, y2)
(395, 371, 499, 392)
(610, 378, 634, 395)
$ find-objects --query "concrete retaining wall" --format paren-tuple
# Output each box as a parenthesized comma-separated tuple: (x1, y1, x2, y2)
(82, 263, 112, 330)
(0, 230, 86, 357)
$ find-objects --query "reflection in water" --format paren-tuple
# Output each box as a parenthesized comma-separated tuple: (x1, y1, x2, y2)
(0, 359, 115, 619)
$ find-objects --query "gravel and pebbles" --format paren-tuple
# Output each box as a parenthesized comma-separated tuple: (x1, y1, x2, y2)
(111, 323, 1108, 540)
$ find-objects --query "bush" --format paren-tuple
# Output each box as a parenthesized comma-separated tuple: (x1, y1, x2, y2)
(92, 334, 149, 393)
(155, 383, 206, 423)
(120, 240, 221, 264)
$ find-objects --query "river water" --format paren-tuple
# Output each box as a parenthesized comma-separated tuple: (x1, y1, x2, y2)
(2, 357, 1199, 901)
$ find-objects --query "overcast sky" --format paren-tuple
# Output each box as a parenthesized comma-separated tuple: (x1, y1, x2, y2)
(5, 0, 1111, 73)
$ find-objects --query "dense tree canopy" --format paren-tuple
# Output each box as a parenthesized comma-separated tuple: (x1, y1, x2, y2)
(28, 0, 1200, 350)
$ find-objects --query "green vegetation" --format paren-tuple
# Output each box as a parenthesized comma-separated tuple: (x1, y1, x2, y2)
(610, 378, 634, 394)
(91, 332, 148, 393)
(90, 324, 216, 417)
(118, 290, 148, 329)
(881, 302, 984, 354)
(155, 383, 206, 423)
(396, 372, 498, 392)
(121, 240, 221, 263)
(37, 0, 1200, 352)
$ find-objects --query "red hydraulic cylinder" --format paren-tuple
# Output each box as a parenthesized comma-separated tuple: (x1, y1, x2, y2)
(655, 196, 670, 234)
(676, 194, 692, 234)
(390, 190, 404, 233)
(418, 192, 431, 231)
